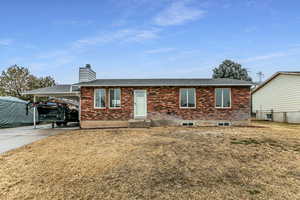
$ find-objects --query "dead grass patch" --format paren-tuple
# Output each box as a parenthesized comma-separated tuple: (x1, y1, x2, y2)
(0, 121, 300, 199)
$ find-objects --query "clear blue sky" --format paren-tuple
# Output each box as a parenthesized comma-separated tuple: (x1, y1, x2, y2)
(0, 0, 299, 83)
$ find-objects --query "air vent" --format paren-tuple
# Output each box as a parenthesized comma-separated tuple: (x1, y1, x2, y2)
(182, 122, 194, 126)
(218, 122, 231, 126)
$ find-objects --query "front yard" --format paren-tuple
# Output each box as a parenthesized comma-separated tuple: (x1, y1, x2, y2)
(0, 122, 300, 199)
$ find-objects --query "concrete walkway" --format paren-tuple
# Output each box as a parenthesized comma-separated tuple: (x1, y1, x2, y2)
(0, 124, 79, 154)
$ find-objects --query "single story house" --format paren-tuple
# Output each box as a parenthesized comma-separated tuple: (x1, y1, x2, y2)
(252, 71, 300, 123)
(24, 65, 252, 128)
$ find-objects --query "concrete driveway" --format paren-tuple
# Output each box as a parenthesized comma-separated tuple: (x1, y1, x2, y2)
(0, 124, 79, 154)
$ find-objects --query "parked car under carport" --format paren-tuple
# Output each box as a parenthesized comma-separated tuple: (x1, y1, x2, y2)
(22, 85, 80, 128)
(36, 102, 79, 127)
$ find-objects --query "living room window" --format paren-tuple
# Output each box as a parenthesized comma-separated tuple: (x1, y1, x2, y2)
(180, 88, 196, 108)
(94, 88, 106, 108)
(109, 88, 121, 108)
(215, 88, 231, 108)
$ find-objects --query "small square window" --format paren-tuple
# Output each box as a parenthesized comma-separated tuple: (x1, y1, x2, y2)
(218, 122, 231, 126)
(266, 114, 272, 120)
(182, 122, 194, 126)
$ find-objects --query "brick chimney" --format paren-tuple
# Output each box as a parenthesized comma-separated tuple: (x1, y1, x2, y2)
(79, 64, 96, 82)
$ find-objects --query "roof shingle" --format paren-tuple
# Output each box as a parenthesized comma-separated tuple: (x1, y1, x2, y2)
(74, 78, 252, 87)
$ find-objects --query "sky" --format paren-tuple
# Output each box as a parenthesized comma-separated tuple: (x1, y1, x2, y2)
(0, 0, 300, 84)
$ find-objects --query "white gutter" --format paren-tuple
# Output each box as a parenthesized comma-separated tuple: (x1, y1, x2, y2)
(73, 84, 253, 87)
(22, 92, 80, 95)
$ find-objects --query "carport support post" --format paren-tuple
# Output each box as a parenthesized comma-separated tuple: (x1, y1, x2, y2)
(33, 95, 36, 129)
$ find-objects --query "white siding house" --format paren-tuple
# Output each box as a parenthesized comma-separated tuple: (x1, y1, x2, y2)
(252, 72, 300, 123)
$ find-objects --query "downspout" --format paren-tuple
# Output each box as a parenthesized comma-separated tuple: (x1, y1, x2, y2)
(33, 95, 36, 129)
(79, 86, 82, 128)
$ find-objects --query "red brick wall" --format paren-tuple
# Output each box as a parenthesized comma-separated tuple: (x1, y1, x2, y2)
(80, 86, 251, 121)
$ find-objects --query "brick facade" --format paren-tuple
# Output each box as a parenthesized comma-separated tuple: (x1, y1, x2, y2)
(80, 86, 251, 125)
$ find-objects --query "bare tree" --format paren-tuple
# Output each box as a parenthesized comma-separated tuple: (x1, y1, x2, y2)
(0, 65, 55, 100)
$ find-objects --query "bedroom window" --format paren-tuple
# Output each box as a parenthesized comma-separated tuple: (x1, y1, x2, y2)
(215, 88, 231, 108)
(180, 88, 196, 108)
(109, 88, 121, 108)
(94, 89, 106, 108)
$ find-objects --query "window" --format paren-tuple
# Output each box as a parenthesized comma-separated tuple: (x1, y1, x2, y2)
(94, 89, 106, 108)
(215, 88, 231, 108)
(109, 88, 121, 108)
(266, 113, 273, 120)
(180, 88, 196, 108)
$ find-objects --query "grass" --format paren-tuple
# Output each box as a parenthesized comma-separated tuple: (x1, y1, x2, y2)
(0, 121, 300, 199)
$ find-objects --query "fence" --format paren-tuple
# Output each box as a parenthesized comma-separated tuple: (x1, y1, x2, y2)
(255, 110, 300, 124)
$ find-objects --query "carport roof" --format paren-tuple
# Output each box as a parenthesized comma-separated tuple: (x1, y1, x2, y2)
(22, 85, 80, 96)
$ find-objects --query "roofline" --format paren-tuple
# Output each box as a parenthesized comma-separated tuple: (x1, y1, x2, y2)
(22, 91, 80, 95)
(77, 78, 220, 80)
(22, 84, 80, 96)
(275, 71, 300, 74)
(73, 78, 253, 87)
(74, 83, 252, 87)
(252, 71, 300, 94)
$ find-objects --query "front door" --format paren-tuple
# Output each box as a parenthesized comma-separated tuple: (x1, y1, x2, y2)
(134, 90, 147, 119)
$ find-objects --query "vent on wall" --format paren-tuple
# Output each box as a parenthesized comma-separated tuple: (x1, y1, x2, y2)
(217, 122, 231, 126)
(182, 122, 194, 126)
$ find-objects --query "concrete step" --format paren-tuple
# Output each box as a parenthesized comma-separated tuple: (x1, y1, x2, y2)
(128, 119, 151, 128)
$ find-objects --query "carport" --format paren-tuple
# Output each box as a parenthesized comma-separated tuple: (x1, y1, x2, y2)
(22, 85, 80, 128)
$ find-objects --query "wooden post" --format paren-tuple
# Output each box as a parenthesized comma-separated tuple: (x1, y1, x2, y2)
(33, 95, 36, 129)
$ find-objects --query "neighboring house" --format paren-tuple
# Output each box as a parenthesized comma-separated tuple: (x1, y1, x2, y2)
(24, 65, 252, 128)
(252, 71, 300, 123)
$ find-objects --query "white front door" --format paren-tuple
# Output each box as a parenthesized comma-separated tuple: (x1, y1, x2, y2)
(134, 90, 147, 118)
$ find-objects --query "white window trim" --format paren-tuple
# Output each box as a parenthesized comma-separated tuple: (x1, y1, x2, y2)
(179, 88, 196, 109)
(94, 88, 106, 109)
(215, 88, 231, 109)
(109, 88, 121, 109)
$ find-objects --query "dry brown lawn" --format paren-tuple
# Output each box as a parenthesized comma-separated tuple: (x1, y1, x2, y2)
(0, 121, 300, 200)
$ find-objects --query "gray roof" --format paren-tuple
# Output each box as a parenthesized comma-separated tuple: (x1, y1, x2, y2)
(74, 78, 252, 87)
(22, 85, 80, 95)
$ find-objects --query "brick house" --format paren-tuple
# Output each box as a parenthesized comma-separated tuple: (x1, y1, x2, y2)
(74, 67, 252, 128)
(24, 65, 252, 128)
